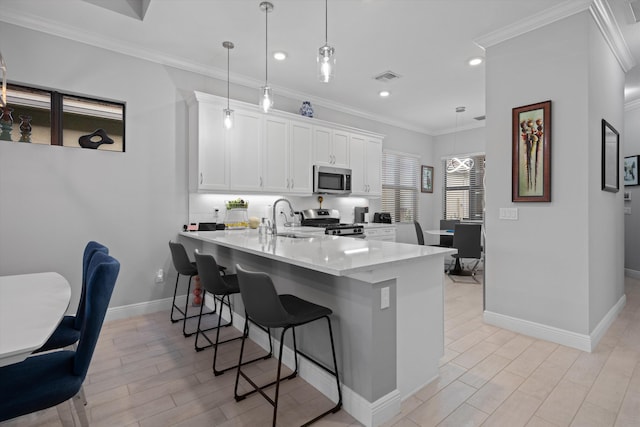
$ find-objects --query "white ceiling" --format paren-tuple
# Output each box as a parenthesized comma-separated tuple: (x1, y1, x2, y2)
(1, 0, 640, 135)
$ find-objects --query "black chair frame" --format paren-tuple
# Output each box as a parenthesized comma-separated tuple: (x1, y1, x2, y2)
(194, 291, 273, 376)
(234, 313, 342, 427)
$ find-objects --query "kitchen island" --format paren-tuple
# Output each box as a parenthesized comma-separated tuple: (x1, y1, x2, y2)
(179, 229, 454, 427)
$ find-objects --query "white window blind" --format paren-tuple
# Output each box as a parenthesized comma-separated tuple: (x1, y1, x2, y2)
(382, 151, 419, 222)
(443, 154, 485, 221)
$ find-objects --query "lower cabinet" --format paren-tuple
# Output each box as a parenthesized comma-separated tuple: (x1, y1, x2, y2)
(364, 226, 396, 242)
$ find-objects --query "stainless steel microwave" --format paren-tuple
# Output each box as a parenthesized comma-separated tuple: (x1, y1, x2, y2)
(313, 165, 352, 195)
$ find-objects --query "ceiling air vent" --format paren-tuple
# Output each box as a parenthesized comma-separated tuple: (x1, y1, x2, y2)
(373, 71, 401, 83)
(631, 1, 640, 23)
(474, 115, 486, 121)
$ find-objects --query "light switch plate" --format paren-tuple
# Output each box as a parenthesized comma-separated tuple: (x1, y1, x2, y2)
(625, 207, 632, 215)
(499, 208, 518, 220)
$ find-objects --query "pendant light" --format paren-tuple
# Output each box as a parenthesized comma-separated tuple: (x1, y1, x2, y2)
(259, 2, 274, 113)
(317, 0, 335, 83)
(222, 41, 234, 129)
(0, 50, 7, 108)
(447, 106, 475, 173)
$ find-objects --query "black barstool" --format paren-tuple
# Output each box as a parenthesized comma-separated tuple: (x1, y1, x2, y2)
(194, 252, 272, 375)
(168, 241, 224, 337)
(234, 264, 342, 427)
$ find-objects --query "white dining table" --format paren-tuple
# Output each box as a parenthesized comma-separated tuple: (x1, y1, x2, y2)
(424, 229, 454, 236)
(0, 272, 71, 367)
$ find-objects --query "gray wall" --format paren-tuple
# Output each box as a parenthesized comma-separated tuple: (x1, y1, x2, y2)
(624, 104, 640, 272)
(484, 12, 624, 336)
(0, 23, 435, 312)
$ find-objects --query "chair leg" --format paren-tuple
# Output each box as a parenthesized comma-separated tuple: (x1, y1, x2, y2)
(170, 274, 182, 323)
(72, 388, 90, 427)
(195, 293, 235, 352)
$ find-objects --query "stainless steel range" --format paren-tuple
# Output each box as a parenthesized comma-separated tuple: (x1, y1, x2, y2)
(299, 209, 364, 237)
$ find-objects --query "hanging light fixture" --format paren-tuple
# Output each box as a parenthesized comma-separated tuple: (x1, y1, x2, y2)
(317, 0, 335, 83)
(222, 41, 235, 129)
(259, 2, 274, 113)
(447, 106, 475, 173)
(0, 50, 7, 108)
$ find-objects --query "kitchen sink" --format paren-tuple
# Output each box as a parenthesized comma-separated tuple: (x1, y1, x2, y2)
(276, 233, 314, 239)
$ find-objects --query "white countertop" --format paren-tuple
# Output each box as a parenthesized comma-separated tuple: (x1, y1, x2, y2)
(180, 228, 454, 276)
(360, 223, 395, 229)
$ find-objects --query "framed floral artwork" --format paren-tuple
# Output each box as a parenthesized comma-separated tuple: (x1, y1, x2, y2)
(512, 100, 551, 202)
(421, 165, 433, 193)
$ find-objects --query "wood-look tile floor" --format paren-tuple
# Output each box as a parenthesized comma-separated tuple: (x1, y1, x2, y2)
(4, 274, 640, 426)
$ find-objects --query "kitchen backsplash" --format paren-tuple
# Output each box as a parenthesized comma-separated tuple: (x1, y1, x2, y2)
(189, 193, 381, 225)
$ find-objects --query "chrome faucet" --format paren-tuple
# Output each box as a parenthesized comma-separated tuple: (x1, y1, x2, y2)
(272, 198, 295, 235)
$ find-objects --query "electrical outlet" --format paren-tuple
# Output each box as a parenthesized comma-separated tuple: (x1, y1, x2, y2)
(381, 286, 390, 309)
(155, 269, 164, 283)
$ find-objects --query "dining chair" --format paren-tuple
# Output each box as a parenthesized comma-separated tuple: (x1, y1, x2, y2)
(193, 252, 272, 375)
(234, 264, 342, 427)
(449, 223, 482, 281)
(0, 251, 120, 426)
(414, 221, 425, 245)
(34, 241, 108, 354)
(431, 219, 459, 247)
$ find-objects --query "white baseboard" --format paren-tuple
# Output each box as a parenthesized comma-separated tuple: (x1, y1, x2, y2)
(625, 268, 640, 279)
(484, 293, 626, 352)
(105, 296, 172, 322)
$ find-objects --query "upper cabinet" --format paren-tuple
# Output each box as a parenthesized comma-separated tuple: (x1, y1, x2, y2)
(313, 126, 349, 168)
(188, 92, 383, 196)
(348, 134, 382, 196)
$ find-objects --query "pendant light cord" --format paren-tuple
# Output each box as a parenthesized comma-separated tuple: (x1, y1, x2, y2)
(325, 0, 328, 44)
(227, 45, 230, 110)
(265, 6, 268, 85)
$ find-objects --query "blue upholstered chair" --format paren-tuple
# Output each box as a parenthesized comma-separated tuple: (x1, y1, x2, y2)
(34, 241, 108, 353)
(0, 252, 120, 426)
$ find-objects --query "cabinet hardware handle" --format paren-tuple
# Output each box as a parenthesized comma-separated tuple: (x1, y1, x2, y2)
(286, 178, 290, 189)
(291, 178, 294, 189)
(260, 177, 263, 187)
(200, 173, 203, 184)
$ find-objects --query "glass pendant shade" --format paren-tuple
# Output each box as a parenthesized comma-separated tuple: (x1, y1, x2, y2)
(259, 85, 273, 113)
(317, 44, 335, 83)
(223, 108, 234, 129)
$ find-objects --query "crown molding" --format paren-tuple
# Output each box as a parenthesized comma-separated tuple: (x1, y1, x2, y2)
(589, 0, 636, 72)
(0, 8, 434, 136)
(625, 98, 640, 111)
(474, 0, 591, 49)
(474, 0, 635, 72)
(432, 121, 486, 137)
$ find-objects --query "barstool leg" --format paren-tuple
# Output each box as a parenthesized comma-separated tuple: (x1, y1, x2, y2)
(170, 274, 182, 323)
(182, 275, 194, 337)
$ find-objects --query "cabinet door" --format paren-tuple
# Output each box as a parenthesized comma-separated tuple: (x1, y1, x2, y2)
(262, 116, 289, 193)
(366, 138, 382, 196)
(289, 120, 313, 194)
(313, 125, 333, 166)
(229, 110, 263, 191)
(349, 134, 366, 195)
(332, 130, 350, 168)
(193, 100, 229, 190)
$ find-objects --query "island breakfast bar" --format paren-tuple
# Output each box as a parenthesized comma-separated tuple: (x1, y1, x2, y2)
(179, 230, 455, 427)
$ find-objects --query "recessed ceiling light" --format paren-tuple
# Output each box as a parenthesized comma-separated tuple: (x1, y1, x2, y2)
(379, 90, 391, 97)
(468, 57, 483, 66)
(273, 51, 287, 61)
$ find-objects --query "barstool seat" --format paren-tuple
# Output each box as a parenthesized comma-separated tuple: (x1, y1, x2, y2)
(194, 252, 272, 376)
(234, 264, 342, 427)
(168, 241, 225, 337)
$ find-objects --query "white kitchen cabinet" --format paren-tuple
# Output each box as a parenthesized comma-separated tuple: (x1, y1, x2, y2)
(188, 92, 229, 191)
(364, 226, 396, 241)
(189, 91, 382, 195)
(262, 117, 313, 195)
(288, 120, 313, 194)
(229, 109, 263, 191)
(262, 116, 289, 193)
(313, 125, 349, 168)
(349, 134, 382, 196)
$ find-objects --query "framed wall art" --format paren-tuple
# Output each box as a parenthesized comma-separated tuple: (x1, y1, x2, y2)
(421, 165, 433, 193)
(512, 100, 551, 202)
(624, 155, 639, 186)
(602, 119, 619, 193)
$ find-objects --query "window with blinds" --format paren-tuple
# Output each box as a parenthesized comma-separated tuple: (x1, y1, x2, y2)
(443, 154, 485, 221)
(382, 150, 419, 222)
